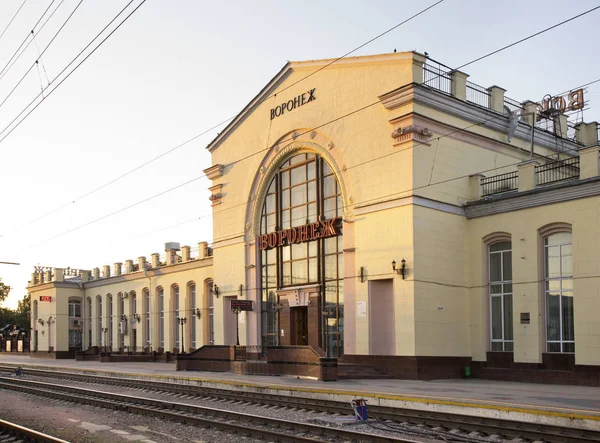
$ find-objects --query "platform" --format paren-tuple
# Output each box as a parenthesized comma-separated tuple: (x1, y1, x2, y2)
(1, 353, 599, 432)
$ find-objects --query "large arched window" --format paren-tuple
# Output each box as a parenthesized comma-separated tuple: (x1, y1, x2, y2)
(188, 282, 196, 348)
(544, 231, 574, 353)
(172, 285, 180, 350)
(96, 296, 102, 346)
(108, 295, 114, 349)
(488, 241, 513, 351)
(259, 152, 344, 356)
(158, 287, 164, 350)
(143, 288, 150, 348)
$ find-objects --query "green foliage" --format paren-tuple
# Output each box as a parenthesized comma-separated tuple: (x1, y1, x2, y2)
(0, 293, 30, 333)
(0, 278, 10, 303)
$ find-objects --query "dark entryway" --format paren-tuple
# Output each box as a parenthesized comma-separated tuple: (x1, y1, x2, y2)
(291, 307, 308, 345)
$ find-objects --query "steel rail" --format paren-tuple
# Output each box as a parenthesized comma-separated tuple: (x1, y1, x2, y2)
(2, 366, 600, 443)
(0, 418, 71, 443)
(0, 377, 412, 443)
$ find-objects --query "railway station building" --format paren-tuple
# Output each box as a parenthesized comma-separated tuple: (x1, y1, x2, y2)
(28, 51, 600, 385)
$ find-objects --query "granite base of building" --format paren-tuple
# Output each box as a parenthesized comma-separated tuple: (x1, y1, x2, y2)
(176, 345, 338, 381)
(471, 352, 600, 386)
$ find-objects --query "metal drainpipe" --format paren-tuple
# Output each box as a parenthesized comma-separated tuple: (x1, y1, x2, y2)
(78, 282, 85, 352)
(142, 269, 152, 352)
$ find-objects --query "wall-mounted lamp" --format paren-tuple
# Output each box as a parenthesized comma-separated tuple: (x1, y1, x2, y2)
(212, 284, 219, 298)
(271, 302, 284, 311)
(392, 258, 407, 279)
(192, 308, 201, 319)
(120, 314, 127, 321)
(37, 318, 45, 326)
(360, 266, 366, 283)
(132, 314, 141, 323)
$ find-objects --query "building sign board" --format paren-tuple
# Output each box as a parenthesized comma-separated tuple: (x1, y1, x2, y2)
(39, 296, 51, 302)
(258, 217, 341, 251)
(231, 300, 253, 311)
(270, 88, 316, 120)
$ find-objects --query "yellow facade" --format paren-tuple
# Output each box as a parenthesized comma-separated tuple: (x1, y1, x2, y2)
(29, 51, 600, 381)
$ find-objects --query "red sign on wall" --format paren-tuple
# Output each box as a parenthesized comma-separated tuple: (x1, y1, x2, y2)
(257, 217, 341, 251)
(39, 296, 51, 302)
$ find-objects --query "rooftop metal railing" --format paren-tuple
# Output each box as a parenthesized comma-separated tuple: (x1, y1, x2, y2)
(422, 62, 452, 95)
(466, 81, 490, 108)
(481, 171, 519, 197)
(535, 157, 580, 185)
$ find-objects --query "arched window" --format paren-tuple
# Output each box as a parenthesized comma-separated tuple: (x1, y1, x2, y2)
(172, 285, 180, 350)
(96, 296, 103, 346)
(118, 293, 125, 349)
(86, 297, 92, 348)
(488, 241, 513, 351)
(189, 282, 196, 348)
(130, 291, 137, 350)
(108, 295, 114, 348)
(158, 287, 164, 350)
(259, 153, 344, 356)
(68, 299, 82, 349)
(143, 288, 150, 348)
(205, 279, 214, 345)
(544, 231, 573, 353)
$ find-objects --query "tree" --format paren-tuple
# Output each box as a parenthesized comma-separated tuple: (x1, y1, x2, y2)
(0, 278, 10, 304)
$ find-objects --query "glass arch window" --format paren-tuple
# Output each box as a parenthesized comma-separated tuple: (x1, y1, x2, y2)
(259, 153, 344, 357)
(545, 232, 574, 353)
(488, 241, 513, 351)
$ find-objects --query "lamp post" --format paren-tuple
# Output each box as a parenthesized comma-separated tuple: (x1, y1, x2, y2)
(177, 317, 187, 353)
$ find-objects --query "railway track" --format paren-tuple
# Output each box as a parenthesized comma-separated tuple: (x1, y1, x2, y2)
(1, 365, 599, 443)
(0, 376, 415, 443)
(0, 417, 71, 443)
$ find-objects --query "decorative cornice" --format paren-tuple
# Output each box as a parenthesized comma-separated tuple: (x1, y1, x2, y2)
(379, 84, 581, 154)
(391, 124, 433, 146)
(203, 164, 224, 180)
(209, 184, 223, 206)
(465, 176, 600, 219)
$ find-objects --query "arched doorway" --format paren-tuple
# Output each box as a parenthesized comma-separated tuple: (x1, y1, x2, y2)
(258, 152, 344, 357)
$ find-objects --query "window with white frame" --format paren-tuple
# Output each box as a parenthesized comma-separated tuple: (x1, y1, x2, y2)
(545, 232, 574, 353)
(108, 296, 113, 347)
(190, 283, 196, 348)
(69, 301, 82, 318)
(208, 282, 214, 345)
(489, 241, 513, 351)
(97, 297, 102, 346)
(144, 289, 150, 346)
(158, 287, 164, 349)
(173, 286, 180, 349)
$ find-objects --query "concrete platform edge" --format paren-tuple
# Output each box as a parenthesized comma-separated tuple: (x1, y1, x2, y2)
(2, 361, 599, 431)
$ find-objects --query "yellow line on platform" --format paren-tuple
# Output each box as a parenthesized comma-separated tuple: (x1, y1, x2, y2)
(3, 361, 599, 422)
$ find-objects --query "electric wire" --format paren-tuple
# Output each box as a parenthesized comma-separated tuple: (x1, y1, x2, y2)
(0, 0, 144, 144)
(0, 0, 66, 83)
(3, 0, 447, 232)
(12, 4, 599, 251)
(0, 0, 85, 111)
(0, 0, 28, 43)
(0, 0, 57, 80)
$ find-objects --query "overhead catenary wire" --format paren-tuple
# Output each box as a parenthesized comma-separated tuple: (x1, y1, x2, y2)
(0, 0, 66, 83)
(0, 0, 85, 110)
(0, 0, 144, 145)
(12, 4, 600, 252)
(3, 0, 447, 233)
(0, 0, 58, 80)
(0, 0, 29, 43)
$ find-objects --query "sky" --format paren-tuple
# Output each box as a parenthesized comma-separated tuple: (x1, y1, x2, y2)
(0, 0, 598, 309)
